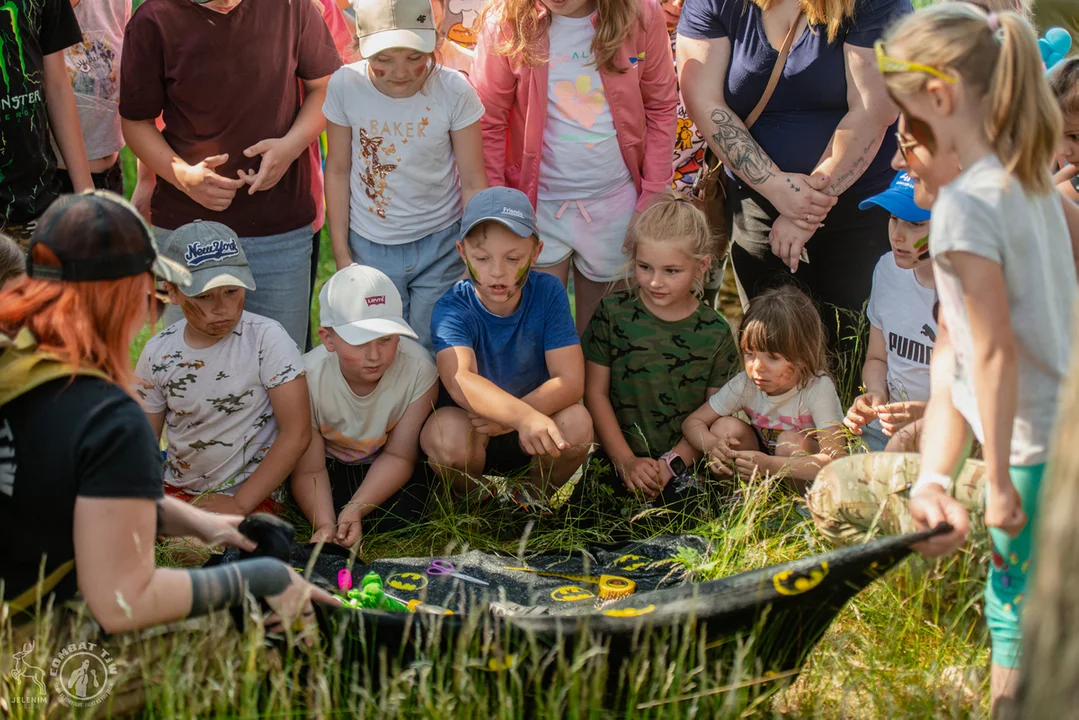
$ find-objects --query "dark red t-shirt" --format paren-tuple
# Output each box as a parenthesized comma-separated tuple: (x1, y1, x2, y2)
(120, 0, 341, 235)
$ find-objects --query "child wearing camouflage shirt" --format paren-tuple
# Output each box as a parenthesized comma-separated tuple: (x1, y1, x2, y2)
(135, 221, 311, 516)
(583, 194, 738, 504)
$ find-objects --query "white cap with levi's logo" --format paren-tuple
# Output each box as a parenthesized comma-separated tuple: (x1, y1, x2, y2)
(318, 264, 418, 346)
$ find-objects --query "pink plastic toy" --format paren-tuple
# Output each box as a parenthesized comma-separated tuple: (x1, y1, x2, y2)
(338, 568, 353, 592)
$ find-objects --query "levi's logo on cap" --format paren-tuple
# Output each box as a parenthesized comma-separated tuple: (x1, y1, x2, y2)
(185, 238, 239, 266)
(365, 295, 386, 306)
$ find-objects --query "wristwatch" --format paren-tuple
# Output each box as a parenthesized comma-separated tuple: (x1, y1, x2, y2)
(659, 451, 688, 477)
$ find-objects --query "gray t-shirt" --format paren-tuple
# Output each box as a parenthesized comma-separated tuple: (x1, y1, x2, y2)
(931, 155, 1076, 466)
(63, 0, 129, 161)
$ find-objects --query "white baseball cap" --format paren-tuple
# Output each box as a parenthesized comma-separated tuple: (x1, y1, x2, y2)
(353, 0, 436, 58)
(318, 265, 418, 346)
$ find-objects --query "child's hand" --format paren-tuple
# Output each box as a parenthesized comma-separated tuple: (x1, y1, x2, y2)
(308, 524, 336, 545)
(173, 154, 245, 212)
(517, 412, 569, 458)
(877, 400, 926, 436)
(619, 457, 661, 498)
(985, 480, 1027, 539)
(1053, 161, 1078, 186)
(705, 434, 737, 476)
(468, 412, 513, 437)
(844, 392, 886, 434)
(238, 137, 299, 195)
(730, 449, 769, 478)
(909, 484, 970, 557)
(335, 506, 363, 548)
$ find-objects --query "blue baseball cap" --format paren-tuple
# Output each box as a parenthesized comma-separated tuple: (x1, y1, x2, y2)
(461, 187, 538, 240)
(858, 172, 930, 223)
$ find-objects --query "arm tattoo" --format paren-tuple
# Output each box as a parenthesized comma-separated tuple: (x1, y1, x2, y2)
(709, 107, 777, 186)
(826, 142, 874, 196)
(188, 558, 291, 616)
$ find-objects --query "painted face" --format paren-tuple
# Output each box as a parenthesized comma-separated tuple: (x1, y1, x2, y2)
(887, 216, 930, 270)
(538, 0, 596, 17)
(457, 223, 541, 315)
(170, 285, 246, 340)
(1061, 112, 1079, 167)
(634, 239, 707, 311)
(742, 348, 799, 396)
(324, 331, 400, 387)
(367, 47, 431, 99)
(891, 115, 961, 211)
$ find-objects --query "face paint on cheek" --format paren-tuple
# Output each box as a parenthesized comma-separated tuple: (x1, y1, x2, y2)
(514, 261, 531, 289)
(372, 67, 386, 78)
(915, 235, 930, 260)
(182, 299, 206, 320)
(465, 258, 479, 282)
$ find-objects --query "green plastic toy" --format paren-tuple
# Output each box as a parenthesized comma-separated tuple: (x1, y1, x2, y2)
(335, 572, 409, 612)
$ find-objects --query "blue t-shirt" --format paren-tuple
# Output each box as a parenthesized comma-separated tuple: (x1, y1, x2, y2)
(431, 272, 580, 399)
(677, 0, 911, 200)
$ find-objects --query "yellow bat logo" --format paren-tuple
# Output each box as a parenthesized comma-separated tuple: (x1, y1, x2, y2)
(612, 554, 649, 572)
(772, 562, 829, 596)
(387, 572, 429, 592)
(550, 585, 595, 602)
(603, 604, 656, 618)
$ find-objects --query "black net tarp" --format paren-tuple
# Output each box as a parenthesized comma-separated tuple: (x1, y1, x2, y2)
(217, 525, 945, 680)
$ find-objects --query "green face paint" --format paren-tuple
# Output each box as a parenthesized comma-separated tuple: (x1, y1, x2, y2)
(914, 236, 928, 251)
(465, 258, 479, 282)
(514, 261, 531, 289)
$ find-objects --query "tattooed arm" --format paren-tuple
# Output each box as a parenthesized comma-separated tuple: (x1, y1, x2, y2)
(74, 497, 337, 634)
(811, 44, 898, 197)
(675, 33, 836, 228)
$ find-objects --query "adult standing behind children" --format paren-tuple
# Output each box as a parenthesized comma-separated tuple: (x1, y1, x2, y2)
(292, 265, 438, 547)
(53, 0, 130, 197)
(421, 187, 594, 508)
(324, 0, 487, 352)
(676, 0, 909, 355)
(471, 0, 678, 333)
(0, 0, 92, 245)
(119, 0, 342, 349)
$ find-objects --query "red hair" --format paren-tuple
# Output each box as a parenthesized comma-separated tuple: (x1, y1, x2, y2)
(0, 245, 152, 390)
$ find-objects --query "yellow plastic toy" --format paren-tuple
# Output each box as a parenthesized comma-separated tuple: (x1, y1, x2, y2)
(505, 567, 636, 600)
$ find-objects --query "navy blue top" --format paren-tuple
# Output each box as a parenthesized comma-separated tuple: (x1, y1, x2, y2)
(678, 0, 911, 199)
(431, 272, 580, 399)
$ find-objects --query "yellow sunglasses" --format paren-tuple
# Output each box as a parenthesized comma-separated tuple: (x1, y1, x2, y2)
(874, 40, 957, 84)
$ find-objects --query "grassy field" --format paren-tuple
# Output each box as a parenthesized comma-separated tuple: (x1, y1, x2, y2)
(6, 141, 996, 718)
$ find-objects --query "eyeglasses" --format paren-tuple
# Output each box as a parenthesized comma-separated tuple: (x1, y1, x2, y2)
(874, 40, 958, 85)
(895, 130, 920, 163)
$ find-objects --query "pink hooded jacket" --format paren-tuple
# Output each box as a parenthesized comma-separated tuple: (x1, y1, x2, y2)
(470, 0, 678, 212)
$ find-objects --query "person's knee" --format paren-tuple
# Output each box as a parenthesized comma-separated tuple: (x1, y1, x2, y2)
(420, 412, 481, 470)
(709, 415, 751, 438)
(553, 403, 594, 449)
(776, 429, 815, 456)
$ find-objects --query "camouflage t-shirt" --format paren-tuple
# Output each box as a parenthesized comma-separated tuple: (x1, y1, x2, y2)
(582, 290, 738, 458)
(134, 311, 305, 496)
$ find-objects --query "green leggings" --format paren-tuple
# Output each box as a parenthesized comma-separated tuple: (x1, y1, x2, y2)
(985, 463, 1045, 670)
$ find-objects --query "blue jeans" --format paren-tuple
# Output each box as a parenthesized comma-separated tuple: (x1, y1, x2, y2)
(155, 224, 313, 349)
(348, 221, 464, 351)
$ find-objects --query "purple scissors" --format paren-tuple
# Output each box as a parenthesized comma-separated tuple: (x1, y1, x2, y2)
(426, 560, 489, 586)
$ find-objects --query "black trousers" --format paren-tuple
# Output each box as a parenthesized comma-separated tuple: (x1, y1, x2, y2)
(327, 457, 431, 534)
(725, 174, 891, 358)
(56, 162, 124, 195)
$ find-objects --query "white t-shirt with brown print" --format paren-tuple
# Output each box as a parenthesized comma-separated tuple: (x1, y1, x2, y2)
(134, 311, 305, 496)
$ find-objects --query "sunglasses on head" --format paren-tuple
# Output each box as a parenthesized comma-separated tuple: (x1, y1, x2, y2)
(875, 40, 958, 155)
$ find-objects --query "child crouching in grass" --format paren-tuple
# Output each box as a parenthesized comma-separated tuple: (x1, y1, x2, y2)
(582, 193, 738, 505)
(683, 286, 845, 494)
(291, 265, 438, 547)
(135, 221, 311, 517)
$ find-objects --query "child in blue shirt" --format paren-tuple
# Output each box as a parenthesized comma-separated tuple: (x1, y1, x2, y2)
(421, 187, 594, 507)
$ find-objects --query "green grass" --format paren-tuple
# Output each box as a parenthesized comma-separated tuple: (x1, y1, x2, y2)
(26, 149, 995, 718)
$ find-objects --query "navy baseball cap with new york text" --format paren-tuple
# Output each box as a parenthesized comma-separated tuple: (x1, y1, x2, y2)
(461, 187, 538, 240)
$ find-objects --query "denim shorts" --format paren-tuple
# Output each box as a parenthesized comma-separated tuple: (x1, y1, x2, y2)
(156, 223, 314, 349)
(348, 220, 464, 352)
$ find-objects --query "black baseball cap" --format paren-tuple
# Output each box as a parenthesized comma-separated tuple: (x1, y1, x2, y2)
(26, 191, 191, 287)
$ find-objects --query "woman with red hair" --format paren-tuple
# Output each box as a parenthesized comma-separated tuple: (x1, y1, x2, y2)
(0, 191, 335, 636)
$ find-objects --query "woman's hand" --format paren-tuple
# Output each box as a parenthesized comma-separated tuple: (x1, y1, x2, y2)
(844, 391, 887, 434)
(189, 511, 257, 552)
(768, 216, 817, 272)
(264, 568, 341, 646)
(763, 173, 836, 230)
(909, 484, 971, 557)
(877, 401, 927, 436)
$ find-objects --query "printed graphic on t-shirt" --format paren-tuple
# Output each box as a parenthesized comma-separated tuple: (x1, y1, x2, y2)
(442, 0, 482, 46)
(549, 50, 616, 147)
(66, 31, 117, 99)
(888, 328, 934, 366)
(670, 32, 706, 193)
(358, 126, 406, 218)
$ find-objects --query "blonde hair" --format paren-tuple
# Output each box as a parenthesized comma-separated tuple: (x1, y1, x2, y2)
(623, 192, 714, 297)
(478, 0, 641, 73)
(1050, 58, 1079, 118)
(882, 5, 1061, 195)
(753, 0, 855, 45)
(738, 286, 829, 389)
